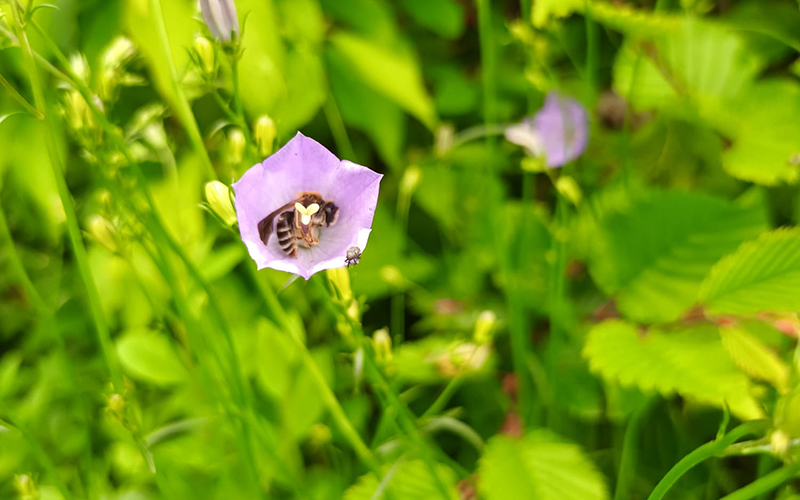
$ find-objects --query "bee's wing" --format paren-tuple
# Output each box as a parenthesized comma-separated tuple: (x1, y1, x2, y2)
(257, 200, 297, 245)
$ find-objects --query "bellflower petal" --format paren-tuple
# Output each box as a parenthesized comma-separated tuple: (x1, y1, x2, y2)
(199, 0, 239, 42)
(532, 92, 589, 167)
(233, 133, 383, 280)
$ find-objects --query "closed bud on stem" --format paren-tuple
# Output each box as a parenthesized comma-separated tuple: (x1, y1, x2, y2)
(373, 328, 392, 363)
(204, 181, 237, 226)
(64, 90, 94, 133)
(254, 115, 277, 157)
(87, 215, 118, 253)
(400, 165, 422, 199)
(227, 128, 246, 165)
(199, 0, 240, 43)
(771, 429, 791, 458)
(107, 393, 126, 423)
(473, 310, 497, 345)
(194, 36, 216, 76)
(14, 474, 37, 500)
(555, 176, 582, 206)
(326, 267, 354, 305)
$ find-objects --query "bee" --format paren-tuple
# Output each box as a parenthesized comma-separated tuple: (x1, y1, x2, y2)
(257, 191, 339, 257)
(345, 246, 361, 267)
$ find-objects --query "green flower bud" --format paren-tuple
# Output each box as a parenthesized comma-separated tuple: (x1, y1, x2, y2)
(555, 176, 582, 206)
(380, 266, 404, 288)
(64, 90, 94, 133)
(254, 115, 277, 157)
(326, 267, 353, 304)
(107, 393, 126, 421)
(373, 328, 392, 363)
(770, 429, 790, 458)
(193, 36, 216, 76)
(228, 128, 246, 166)
(14, 474, 37, 500)
(473, 310, 497, 345)
(400, 165, 422, 199)
(87, 215, 118, 253)
(204, 181, 237, 226)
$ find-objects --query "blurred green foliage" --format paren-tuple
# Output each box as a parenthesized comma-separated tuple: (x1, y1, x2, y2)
(1, 0, 800, 499)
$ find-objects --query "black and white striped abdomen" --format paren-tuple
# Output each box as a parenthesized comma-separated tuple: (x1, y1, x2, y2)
(276, 211, 297, 257)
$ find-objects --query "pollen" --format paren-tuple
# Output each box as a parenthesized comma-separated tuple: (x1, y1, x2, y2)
(295, 202, 320, 225)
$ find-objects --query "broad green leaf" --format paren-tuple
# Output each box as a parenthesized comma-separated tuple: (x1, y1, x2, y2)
(328, 32, 437, 129)
(720, 326, 790, 393)
(700, 228, 800, 314)
(479, 430, 609, 500)
(585, 190, 766, 323)
(717, 79, 800, 185)
(583, 321, 763, 419)
(586, 2, 682, 37)
(327, 46, 405, 169)
(344, 459, 459, 500)
(116, 329, 187, 385)
(400, 0, 465, 39)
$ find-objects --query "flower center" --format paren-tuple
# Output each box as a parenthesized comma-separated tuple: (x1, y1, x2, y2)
(295, 202, 320, 225)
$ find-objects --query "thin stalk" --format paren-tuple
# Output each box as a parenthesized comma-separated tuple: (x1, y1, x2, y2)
(10, 1, 123, 392)
(719, 461, 800, 500)
(147, 0, 216, 179)
(324, 97, 356, 161)
(422, 378, 463, 418)
(584, 0, 598, 102)
(475, 0, 498, 131)
(647, 422, 764, 500)
(0, 72, 42, 118)
(614, 398, 655, 500)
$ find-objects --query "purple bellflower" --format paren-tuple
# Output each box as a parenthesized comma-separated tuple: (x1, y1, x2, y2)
(199, 0, 239, 43)
(505, 91, 589, 167)
(233, 133, 382, 280)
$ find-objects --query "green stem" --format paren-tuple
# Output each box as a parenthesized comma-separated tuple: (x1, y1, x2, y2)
(0, 72, 42, 118)
(11, 2, 123, 392)
(148, 0, 216, 179)
(614, 398, 654, 500)
(719, 461, 800, 500)
(422, 378, 463, 418)
(324, 97, 356, 161)
(647, 422, 764, 500)
(476, 0, 498, 129)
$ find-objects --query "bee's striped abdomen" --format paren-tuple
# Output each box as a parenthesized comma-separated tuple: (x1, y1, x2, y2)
(276, 211, 297, 257)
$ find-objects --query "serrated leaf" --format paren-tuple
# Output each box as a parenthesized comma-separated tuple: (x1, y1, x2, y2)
(585, 190, 766, 323)
(583, 321, 763, 419)
(116, 329, 186, 386)
(700, 228, 800, 314)
(479, 430, 609, 500)
(328, 32, 437, 129)
(720, 326, 790, 393)
(532, 0, 583, 28)
(344, 459, 458, 500)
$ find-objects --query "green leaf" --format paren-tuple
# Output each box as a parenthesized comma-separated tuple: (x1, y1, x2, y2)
(328, 31, 437, 129)
(700, 228, 800, 315)
(717, 79, 800, 185)
(344, 459, 459, 500)
(583, 320, 764, 419)
(585, 190, 766, 323)
(116, 329, 187, 386)
(720, 326, 790, 393)
(479, 430, 609, 500)
(400, 0, 465, 39)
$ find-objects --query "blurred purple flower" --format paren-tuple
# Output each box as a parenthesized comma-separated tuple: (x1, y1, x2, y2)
(199, 0, 239, 43)
(233, 133, 382, 280)
(505, 92, 589, 167)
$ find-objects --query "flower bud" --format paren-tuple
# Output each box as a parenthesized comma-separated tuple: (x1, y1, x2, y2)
(107, 393, 126, 422)
(14, 474, 37, 500)
(64, 90, 94, 133)
(204, 181, 237, 226)
(380, 266, 404, 288)
(473, 310, 497, 345)
(326, 267, 354, 304)
(254, 115, 277, 157)
(770, 429, 790, 458)
(435, 123, 455, 156)
(227, 128, 246, 166)
(400, 165, 422, 199)
(70, 53, 90, 83)
(373, 328, 392, 363)
(555, 176, 582, 206)
(199, 0, 240, 43)
(194, 36, 216, 76)
(87, 215, 118, 253)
